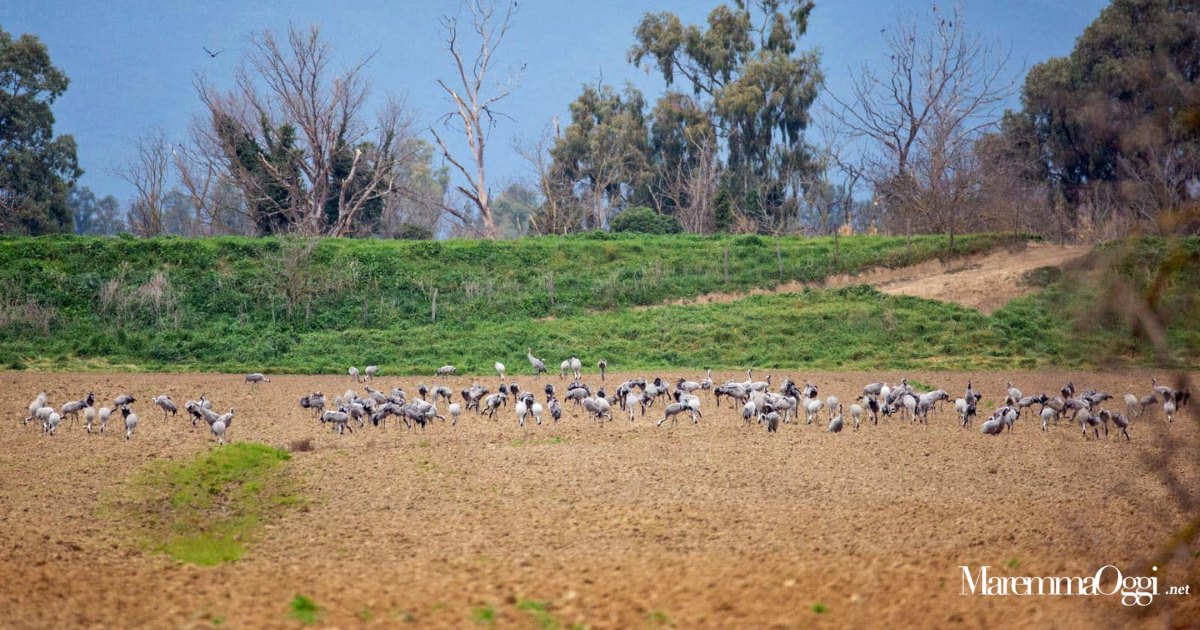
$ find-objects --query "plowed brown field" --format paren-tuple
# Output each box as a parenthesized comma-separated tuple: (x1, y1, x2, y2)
(0, 370, 1196, 629)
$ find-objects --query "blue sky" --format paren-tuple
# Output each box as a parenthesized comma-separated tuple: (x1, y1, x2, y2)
(6, 1, 1109, 204)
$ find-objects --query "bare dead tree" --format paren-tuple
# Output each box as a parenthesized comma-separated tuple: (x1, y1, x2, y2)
(1116, 122, 1200, 231)
(379, 139, 447, 238)
(827, 5, 1015, 246)
(802, 114, 866, 236)
(515, 127, 582, 235)
(431, 0, 520, 239)
(972, 129, 1059, 237)
(195, 24, 418, 237)
(115, 129, 171, 237)
(645, 133, 720, 234)
(169, 135, 256, 236)
(677, 137, 721, 234)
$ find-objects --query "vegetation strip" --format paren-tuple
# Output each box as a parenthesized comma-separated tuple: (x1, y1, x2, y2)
(104, 442, 300, 565)
(0, 233, 1014, 371)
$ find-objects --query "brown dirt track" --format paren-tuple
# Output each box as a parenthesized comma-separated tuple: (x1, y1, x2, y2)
(645, 242, 1089, 314)
(0, 370, 1196, 629)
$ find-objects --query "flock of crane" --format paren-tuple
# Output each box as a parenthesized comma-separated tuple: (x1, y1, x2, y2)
(22, 389, 235, 443)
(17, 348, 1191, 445)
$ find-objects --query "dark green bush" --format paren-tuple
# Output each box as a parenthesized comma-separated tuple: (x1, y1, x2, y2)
(610, 206, 682, 234)
(392, 223, 433, 240)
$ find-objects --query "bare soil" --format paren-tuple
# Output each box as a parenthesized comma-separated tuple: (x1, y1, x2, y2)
(0, 369, 1196, 629)
(868, 243, 1089, 313)
(653, 242, 1089, 314)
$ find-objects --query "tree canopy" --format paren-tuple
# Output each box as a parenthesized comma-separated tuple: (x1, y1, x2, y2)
(0, 26, 80, 235)
(629, 0, 822, 229)
(1011, 0, 1200, 227)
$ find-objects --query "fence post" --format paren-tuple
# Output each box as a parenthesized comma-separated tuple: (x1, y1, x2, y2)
(775, 236, 784, 282)
(431, 287, 438, 322)
(834, 229, 841, 268)
(906, 218, 912, 259)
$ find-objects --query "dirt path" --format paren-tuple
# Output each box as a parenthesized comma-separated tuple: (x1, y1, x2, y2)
(868, 242, 1089, 313)
(652, 242, 1089, 314)
(0, 370, 1195, 629)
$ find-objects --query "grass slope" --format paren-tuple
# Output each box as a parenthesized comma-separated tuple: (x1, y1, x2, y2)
(271, 237, 1199, 372)
(0, 232, 1017, 372)
(992, 236, 1200, 368)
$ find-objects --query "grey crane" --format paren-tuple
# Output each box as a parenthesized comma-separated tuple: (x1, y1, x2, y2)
(299, 392, 325, 419)
(152, 395, 178, 421)
(1004, 382, 1023, 406)
(656, 400, 692, 428)
(742, 400, 757, 426)
(24, 391, 47, 426)
(980, 414, 1004, 435)
(1099, 410, 1130, 441)
(432, 386, 453, 403)
(43, 411, 62, 436)
(828, 405, 844, 433)
(765, 404, 781, 433)
(213, 408, 234, 444)
(61, 393, 94, 425)
(527, 348, 547, 378)
(121, 405, 139, 440)
(1078, 408, 1102, 439)
(321, 408, 353, 435)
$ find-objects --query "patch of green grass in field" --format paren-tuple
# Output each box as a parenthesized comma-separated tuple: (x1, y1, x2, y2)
(108, 442, 299, 565)
(289, 595, 320, 626)
(511, 436, 568, 447)
(470, 604, 496, 626)
(516, 599, 558, 629)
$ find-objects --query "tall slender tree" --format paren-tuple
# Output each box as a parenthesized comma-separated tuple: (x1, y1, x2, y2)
(195, 24, 418, 236)
(828, 6, 1014, 245)
(0, 27, 80, 234)
(629, 0, 822, 231)
(1013, 0, 1199, 232)
(432, 0, 519, 238)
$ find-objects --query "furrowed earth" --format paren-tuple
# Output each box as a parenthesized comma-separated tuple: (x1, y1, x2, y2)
(0, 370, 1196, 629)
